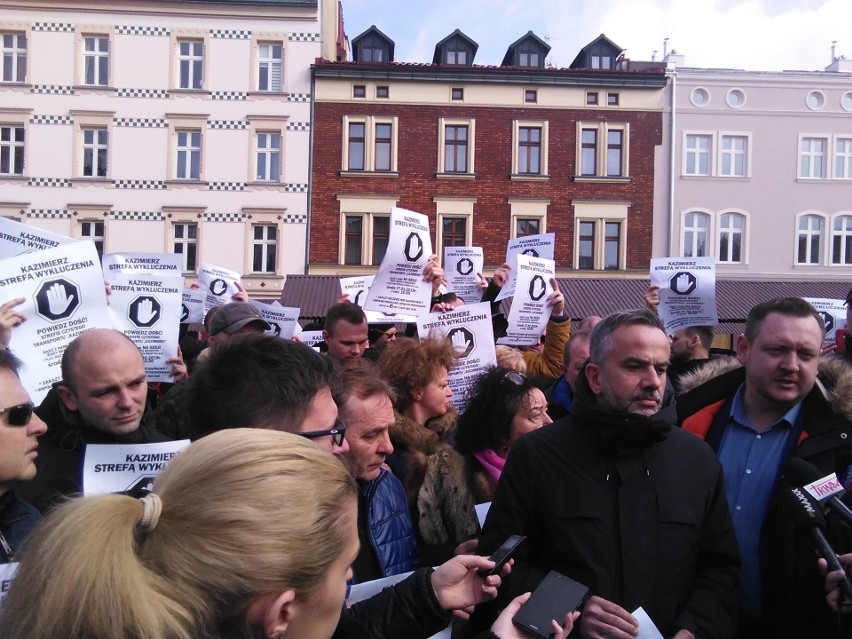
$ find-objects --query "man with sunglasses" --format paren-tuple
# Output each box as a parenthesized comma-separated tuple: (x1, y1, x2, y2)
(0, 349, 48, 563)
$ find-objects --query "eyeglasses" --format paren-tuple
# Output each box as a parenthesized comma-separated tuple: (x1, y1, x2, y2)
(300, 420, 347, 447)
(502, 371, 527, 386)
(0, 402, 35, 426)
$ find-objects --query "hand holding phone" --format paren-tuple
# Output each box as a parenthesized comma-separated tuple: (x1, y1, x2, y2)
(478, 534, 526, 578)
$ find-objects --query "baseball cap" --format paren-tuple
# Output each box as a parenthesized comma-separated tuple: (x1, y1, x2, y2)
(209, 303, 271, 336)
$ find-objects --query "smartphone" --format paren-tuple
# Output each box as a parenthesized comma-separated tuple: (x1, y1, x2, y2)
(478, 534, 526, 578)
(512, 570, 590, 639)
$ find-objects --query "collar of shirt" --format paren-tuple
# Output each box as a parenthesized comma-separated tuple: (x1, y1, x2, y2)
(730, 383, 803, 433)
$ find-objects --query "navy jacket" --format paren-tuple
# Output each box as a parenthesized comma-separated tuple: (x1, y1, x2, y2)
(359, 468, 418, 581)
(0, 491, 41, 563)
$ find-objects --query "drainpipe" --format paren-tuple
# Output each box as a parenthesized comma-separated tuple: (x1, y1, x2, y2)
(667, 63, 677, 256)
(306, 68, 316, 275)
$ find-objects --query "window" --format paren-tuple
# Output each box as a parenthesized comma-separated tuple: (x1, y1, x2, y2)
(691, 88, 709, 107)
(577, 122, 628, 178)
(603, 222, 621, 270)
(518, 42, 540, 68)
(516, 218, 540, 237)
(685, 134, 712, 176)
(797, 214, 823, 265)
(720, 135, 747, 177)
(361, 44, 384, 62)
(252, 224, 277, 273)
(591, 54, 610, 69)
(682, 211, 710, 257)
(451, 87, 463, 100)
(441, 217, 467, 251)
(82, 35, 109, 86)
(80, 221, 105, 258)
(176, 130, 201, 179)
(255, 132, 280, 181)
(82, 127, 108, 177)
(376, 85, 389, 98)
(177, 39, 203, 89)
(573, 202, 627, 270)
(445, 42, 467, 65)
(726, 89, 745, 108)
(835, 138, 852, 179)
(578, 221, 595, 269)
(342, 213, 390, 266)
(353, 85, 366, 98)
(258, 43, 282, 92)
(842, 92, 852, 112)
(800, 137, 827, 178)
(586, 92, 599, 106)
(444, 125, 468, 172)
(2, 33, 26, 83)
(718, 213, 744, 263)
(524, 89, 537, 103)
(342, 116, 397, 173)
(607, 92, 619, 106)
(0, 125, 24, 175)
(174, 223, 198, 272)
(517, 126, 541, 175)
(832, 216, 852, 265)
(806, 91, 825, 110)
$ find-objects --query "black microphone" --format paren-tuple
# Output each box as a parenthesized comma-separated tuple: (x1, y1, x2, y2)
(781, 486, 852, 604)
(835, 452, 852, 495)
(786, 458, 852, 527)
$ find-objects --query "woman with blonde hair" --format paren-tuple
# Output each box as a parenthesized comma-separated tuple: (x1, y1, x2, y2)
(0, 428, 575, 639)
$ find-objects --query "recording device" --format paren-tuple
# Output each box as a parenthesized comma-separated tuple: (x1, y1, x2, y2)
(478, 534, 526, 578)
(780, 486, 852, 604)
(785, 458, 852, 527)
(512, 570, 590, 639)
(835, 453, 852, 495)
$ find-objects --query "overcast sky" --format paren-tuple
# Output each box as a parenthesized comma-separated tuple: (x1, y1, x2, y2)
(340, 0, 849, 72)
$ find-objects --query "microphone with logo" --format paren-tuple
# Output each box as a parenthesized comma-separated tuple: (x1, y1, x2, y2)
(780, 485, 852, 604)
(785, 458, 852, 527)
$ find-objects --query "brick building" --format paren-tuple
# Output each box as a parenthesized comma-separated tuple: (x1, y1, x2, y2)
(309, 30, 668, 277)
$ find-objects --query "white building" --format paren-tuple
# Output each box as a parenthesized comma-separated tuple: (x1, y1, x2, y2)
(654, 53, 852, 282)
(0, 0, 335, 298)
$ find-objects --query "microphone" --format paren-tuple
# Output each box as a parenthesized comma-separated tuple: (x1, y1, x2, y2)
(835, 453, 852, 494)
(781, 487, 852, 604)
(785, 458, 852, 527)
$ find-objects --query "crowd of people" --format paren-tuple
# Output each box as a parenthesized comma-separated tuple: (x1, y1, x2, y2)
(2, 259, 852, 639)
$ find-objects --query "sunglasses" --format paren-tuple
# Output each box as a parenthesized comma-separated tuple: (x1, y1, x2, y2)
(502, 370, 527, 386)
(0, 402, 35, 426)
(300, 420, 347, 447)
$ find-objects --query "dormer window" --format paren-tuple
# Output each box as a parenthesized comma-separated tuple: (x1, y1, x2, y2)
(361, 45, 384, 62)
(502, 31, 550, 69)
(433, 29, 478, 67)
(445, 42, 468, 65)
(351, 26, 395, 63)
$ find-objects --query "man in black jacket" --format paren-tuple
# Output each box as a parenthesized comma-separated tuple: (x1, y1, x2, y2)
(479, 308, 740, 639)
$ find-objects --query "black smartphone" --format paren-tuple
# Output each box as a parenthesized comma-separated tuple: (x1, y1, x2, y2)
(512, 570, 590, 639)
(478, 534, 526, 578)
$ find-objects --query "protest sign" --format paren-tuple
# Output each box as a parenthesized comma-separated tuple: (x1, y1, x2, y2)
(443, 246, 484, 304)
(102, 252, 183, 282)
(249, 299, 300, 339)
(341, 275, 416, 324)
(804, 297, 846, 340)
(649, 257, 718, 334)
(497, 255, 555, 346)
(364, 208, 433, 316)
(495, 233, 555, 301)
(198, 262, 240, 311)
(0, 241, 111, 403)
(0, 217, 74, 259)
(417, 302, 497, 413)
(107, 274, 183, 383)
(83, 440, 190, 496)
(0, 563, 18, 605)
(298, 330, 324, 350)
(181, 288, 206, 324)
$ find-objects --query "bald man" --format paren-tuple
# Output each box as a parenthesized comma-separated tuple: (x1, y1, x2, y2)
(17, 329, 170, 511)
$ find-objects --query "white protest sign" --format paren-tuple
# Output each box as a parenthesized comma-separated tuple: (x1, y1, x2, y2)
(0, 217, 75, 259)
(0, 241, 111, 403)
(443, 246, 484, 304)
(83, 440, 190, 496)
(0, 562, 18, 605)
(649, 257, 718, 334)
(497, 255, 555, 346)
(804, 297, 846, 340)
(364, 208, 433, 316)
(495, 233, 555, 301)
(198, 262, 240, 311)
(299, 330, 324, 350)
(181, 288, 206, 324)
(417, 302, 497, 413)
(633, 607, 665, 639)
(102, 252, 183, 283)
(249, 299, 300, 339)
(107, 274, 183, 383)
(341, 275, 416, 323)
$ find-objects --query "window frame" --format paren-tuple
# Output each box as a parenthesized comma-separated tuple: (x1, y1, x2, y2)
(834, 136, 852, 180)
(174, 37, 205, 90)
(0, 122, 25, 176)
(339, 211, 392, 266)
(718, 133, 750, 178)
(681, 210, 712, 258)
(79, 219, 106, 258)
(341, 115, 398, 174)
(434, 198, 475, 254)
(437, 118, 475, 177)
(250, 222, 278, 274)
(795, 212, 825, 266)
(451, 87, 464, 101)
(508, 198, 549, 240)
(81, 127, 109, 178)
(172, 221, 200, 274)
(576, 122, 629, 179)
(254, 130, 282, 182)
(799, 135, 828, 179)
(572, 202, 628, 270)
(256, 41, 283, 93)
(830, 213, 852, 266)
(175, 129, 202, 180)
(1, 32, 27, 84)
(717, 211, 747, 264)
(80, 33, 110, 87)
(683, 132, 714, 176)
(512, 120, 549, 178)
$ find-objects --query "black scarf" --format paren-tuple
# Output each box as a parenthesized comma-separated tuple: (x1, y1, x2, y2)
(570, 367, 672, 458)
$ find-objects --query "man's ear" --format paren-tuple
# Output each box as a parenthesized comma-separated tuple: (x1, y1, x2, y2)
(735, 334, 749, 365)
(585, 362, 603, 396)
(322, 329, 330, 342)
(245, 589, 298, 639)
(56, 384, 78, 412)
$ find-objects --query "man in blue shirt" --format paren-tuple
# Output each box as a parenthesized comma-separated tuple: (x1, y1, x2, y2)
(675, 297, 852, 639)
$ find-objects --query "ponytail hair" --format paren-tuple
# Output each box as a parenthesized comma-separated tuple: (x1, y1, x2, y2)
(1, 429, 357, 639)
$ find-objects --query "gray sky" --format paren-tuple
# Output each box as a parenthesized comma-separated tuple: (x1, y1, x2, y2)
(341, 0, 849, 71)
